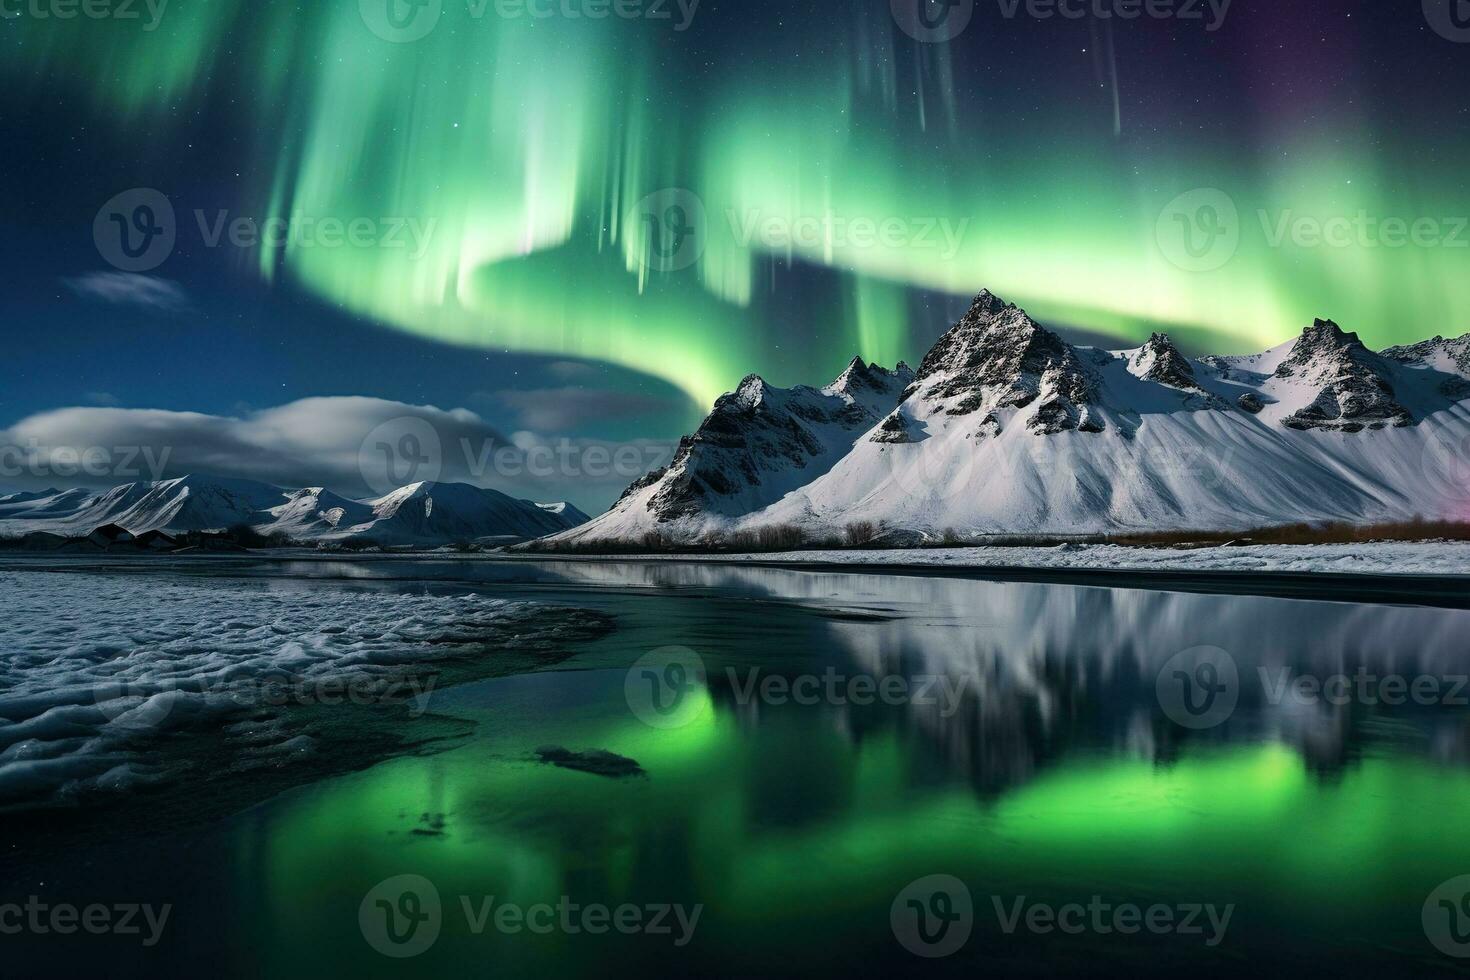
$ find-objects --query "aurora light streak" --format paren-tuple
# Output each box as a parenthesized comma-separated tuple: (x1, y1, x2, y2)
(6, 0, 1469, 403)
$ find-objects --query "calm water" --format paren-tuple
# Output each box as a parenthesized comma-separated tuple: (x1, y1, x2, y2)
(4, 556, 1470, 977)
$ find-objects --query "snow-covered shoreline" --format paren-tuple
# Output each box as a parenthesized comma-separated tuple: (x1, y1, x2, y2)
(0, 571, 608, 810)
(7, 540, 1469, 577)
(525, 541, 1470, 577)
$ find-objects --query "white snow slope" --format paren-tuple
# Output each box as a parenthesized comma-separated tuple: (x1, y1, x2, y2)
(549, 291, 1470, 547)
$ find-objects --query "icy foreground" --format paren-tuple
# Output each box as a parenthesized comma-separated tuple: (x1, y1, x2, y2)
(548, 290, 1470, 548)
(575, 541, 1470, 576)
(0, 572, 605, 809)
(0, 476, 590, 547)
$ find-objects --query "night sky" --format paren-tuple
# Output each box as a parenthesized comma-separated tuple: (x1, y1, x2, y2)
(3, 0, 1469, 506)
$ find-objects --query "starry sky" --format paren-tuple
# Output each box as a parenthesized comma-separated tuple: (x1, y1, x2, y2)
(2, 0, 1468, 506)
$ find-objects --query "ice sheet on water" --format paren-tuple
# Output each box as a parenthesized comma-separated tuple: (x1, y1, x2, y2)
(579, 541, 1470, 575)
(0, 571, 604, 809)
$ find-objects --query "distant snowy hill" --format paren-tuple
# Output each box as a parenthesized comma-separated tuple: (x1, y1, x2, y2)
(0, 476, 586, 547)
(334, 482, 584, 545)
(546, 290, 1470, 547)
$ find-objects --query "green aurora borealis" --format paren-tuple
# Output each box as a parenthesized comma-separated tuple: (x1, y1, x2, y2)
(8, 0, 1470, 403)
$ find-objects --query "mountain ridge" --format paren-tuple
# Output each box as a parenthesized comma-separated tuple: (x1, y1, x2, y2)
(542, 290, 1470, 548)
(0, 475, 586, 547)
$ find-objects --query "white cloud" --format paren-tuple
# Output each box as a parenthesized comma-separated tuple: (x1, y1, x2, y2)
(62, 272, 191, 312)
(0, 397, 673, 513)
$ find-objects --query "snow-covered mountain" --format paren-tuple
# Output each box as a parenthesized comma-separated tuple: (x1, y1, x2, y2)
(331, 481, 586, 545)
(613, 356, 913, 522)
(0, 475, 587, 546)
(546, 290, 1470, 547)
(580, 356, 913, 541)
(0, 476, 288, 537)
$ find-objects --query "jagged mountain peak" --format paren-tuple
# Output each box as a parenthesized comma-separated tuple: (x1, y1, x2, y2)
(537, 500, 591, 524)
(828, 355, 915, 402)
(1129, 332, 1200, 390)
(724, 374, 778, 412)
(1383, 333, 1470, 379)
(911, 290, 1099, 434)
(370, 480, 517, 514)
(1272, 318, 1411, 430)
(538, 296, 1470, 549)
(969, 288, 1010, 316)
(917, 289, 1058, 381)
(830, 356, 878, 391)
(1276, 318, 1371, 377)
(609, 355, 915, 524)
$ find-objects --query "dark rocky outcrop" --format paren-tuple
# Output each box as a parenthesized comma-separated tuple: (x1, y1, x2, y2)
(642, 361, 910, 521)
(871, 410, 916, 443)
(1276, 319, 1411, 431)
(534, 746, 645, 778)
(1131, 332, 1199, 390)
(917, 291, 1100, 434)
